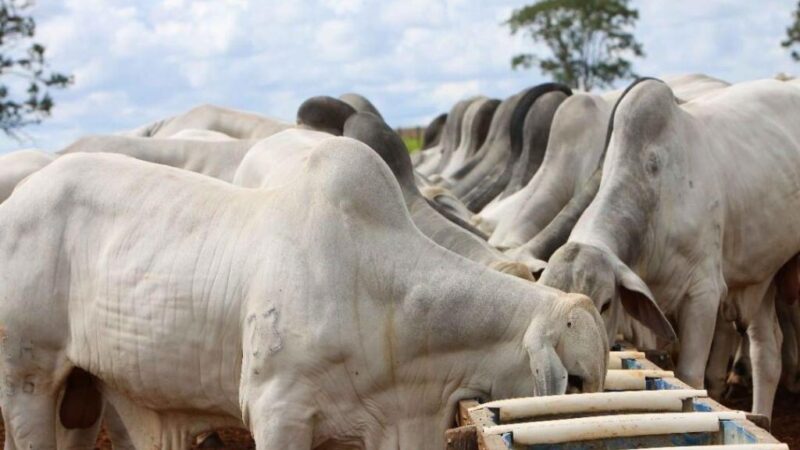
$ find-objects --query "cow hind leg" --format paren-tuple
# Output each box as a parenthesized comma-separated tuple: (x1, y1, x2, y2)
(748, 285, 782, 419)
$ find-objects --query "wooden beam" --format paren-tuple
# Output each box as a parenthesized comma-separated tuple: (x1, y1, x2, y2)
(445, 425, 478, 450)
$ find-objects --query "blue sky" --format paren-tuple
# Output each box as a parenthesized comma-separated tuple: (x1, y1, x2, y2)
(0, 0, 797, 153)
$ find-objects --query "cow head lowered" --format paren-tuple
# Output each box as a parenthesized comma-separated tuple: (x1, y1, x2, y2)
(523, 293, 608, 395)
(539, 242, 676, 345)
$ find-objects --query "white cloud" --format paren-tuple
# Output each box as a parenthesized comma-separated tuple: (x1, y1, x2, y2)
(315, 19, 362, 61)
(431, 80, 481, 109)
(1, 0, 798, 153)
(321, 0, 363, 15)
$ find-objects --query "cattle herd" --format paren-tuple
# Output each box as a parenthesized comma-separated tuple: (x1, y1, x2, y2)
(0, 73, 797, 449)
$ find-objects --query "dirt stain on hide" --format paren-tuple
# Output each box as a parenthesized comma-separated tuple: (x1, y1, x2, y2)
(262, 308, 283, 355)
(249, 308, 284, 361)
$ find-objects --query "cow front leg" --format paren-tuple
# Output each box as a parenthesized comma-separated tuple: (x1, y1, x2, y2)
(748, 286, 782, 418)
(247, 379, 315, 450)
(676, 290, 721, 388)
(1, 380, 59, 450)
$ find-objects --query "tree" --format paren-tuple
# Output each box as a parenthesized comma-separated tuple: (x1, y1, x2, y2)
(506, 0, 644, 91)
(0, 0, 71, 137)
(782, 1, 800, 62)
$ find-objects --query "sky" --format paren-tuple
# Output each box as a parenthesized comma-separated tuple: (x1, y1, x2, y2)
(0, 0, 797, 153)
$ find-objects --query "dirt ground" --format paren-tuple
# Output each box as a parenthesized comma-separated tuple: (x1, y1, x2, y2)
(720, 386, 800, 449)
(0, 388, 797, 448)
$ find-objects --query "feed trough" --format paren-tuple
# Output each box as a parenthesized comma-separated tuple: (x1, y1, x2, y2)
(445, 348, 788, 450)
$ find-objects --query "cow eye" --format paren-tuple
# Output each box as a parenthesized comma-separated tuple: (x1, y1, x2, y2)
(600, 300, 612, 314)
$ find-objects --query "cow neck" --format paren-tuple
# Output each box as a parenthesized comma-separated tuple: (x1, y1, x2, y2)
(395, 238, 556, 351)
(518, 78, 667, 262)
(448, 92, 518, 186)
(433, 97, 475, 173)
(502, 88, 570, 198)
(421, 113, 447, 149)
(571, 79, 670, 266)
(460, 84, 573, 210)
(343, 113, 505, 264)
(462, 99, 498, 158)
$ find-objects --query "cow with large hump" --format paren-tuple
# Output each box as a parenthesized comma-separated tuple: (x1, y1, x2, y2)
(339, 92, 383, 118)
(538, 78, 800, 418)
(0, 149, 56, 203)
(420, 112, 447, 151)
(496, 85, 569, 201)
(295, 98, 541, 278)
(0, 140, 607, 449)
(452, 84, 571, 212)
(421, 97, 501, 223)
(486, 74, 730, 250)
(415, 97, 476, 176)
(59, 135, 260, 182)
(120, 103, 293, 139)
(437, 97, 499, 180)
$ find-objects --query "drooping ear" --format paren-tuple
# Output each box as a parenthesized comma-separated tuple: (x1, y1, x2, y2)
(504, 250, 547, 280)
(528, 259, 547, 280)
(614, 262, 677, 342)
(488, 260, 534, 282)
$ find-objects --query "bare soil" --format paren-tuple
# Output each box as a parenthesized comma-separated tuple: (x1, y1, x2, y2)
(720, 386, 800, 449)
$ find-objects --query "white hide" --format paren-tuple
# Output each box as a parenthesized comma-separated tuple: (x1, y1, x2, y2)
(119, 104, 293, 139)
(0, 140, 607, 449)
(60, 135, 258, 182)
(486, 74, 729, 247)
(542, 79, 800, 419)
(0, 149, 56, 203)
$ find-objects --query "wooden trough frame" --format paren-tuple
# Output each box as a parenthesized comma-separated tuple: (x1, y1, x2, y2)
(445, 347, 788, 450)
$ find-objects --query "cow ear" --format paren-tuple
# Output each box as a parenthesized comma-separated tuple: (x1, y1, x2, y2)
(506, 251, 547, 280)
(615, 263, 677, 342)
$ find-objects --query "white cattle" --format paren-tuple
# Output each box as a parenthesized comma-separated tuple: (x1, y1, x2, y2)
(497, 86, 569, 201)
(539, 79, 800, 418)
(419, 112, 447, 151)
(167, 128, 236, 141)
(60, 135, 258, 182)
(493, 74, 730, 256)
(0, 149, 56, 203)
(0, 141, 607, 448)
(232, 129, 330, 188)
(453, 84, 571, 213)
(339, 92, 383, 119)
(438, 97, 499, 180)
(415, 97, 476, 176)
(240, 119, 537, 279)
(120, 104, 293, 139)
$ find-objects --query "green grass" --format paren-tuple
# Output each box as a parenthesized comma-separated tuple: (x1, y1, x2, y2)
(403, 136, 422, 153)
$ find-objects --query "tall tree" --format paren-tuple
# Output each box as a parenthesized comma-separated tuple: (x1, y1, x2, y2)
(506, 0, 644, 91)
(783, 1, 800, 62)
(0, 0, 71, 137)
